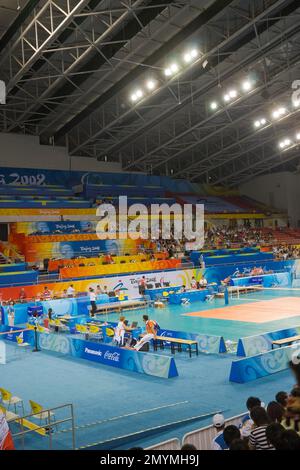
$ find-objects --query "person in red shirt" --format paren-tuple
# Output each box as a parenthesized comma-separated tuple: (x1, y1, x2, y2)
(0, 410, 15, 450)
(43, 286, 52, 301)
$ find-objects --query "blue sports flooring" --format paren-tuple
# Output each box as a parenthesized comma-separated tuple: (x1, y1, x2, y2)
(2, 288, 300, 450)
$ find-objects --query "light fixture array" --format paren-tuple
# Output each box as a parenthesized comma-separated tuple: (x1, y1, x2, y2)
(278, 131, 300, 150)
(129, 48, 200, 103)
(253, 99, 300, 129)
(209, 79, 254, 111)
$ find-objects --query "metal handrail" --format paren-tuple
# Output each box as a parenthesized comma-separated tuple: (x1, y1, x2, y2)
(9, 403, 75, 450)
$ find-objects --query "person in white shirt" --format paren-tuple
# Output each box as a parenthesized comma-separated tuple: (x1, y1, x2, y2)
(114, 316, 129, 347)
(88, 288, 97, 317)
(199, 277, 208, 288)
(7, 302, 15, 327)
(190, 277, 197, 289)
(66, 284, 76, 297)
(211, 414, 228, 450)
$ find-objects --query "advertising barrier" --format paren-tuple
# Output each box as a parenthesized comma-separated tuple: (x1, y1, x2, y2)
(38, 333, 178, 379)
(237, 326, 300, 356)
(229, 345, 300, 383)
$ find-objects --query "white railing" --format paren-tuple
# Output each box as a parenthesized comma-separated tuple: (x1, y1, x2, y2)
(145, 412, 247, 451)
(146, 438, 181, 451)
(181, 412, 247, 450)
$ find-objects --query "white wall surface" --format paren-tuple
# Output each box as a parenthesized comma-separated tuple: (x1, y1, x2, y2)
(0, 132, 122, 172)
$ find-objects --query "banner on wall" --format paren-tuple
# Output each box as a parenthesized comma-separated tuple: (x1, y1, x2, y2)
(23, 238, 143, 262)
(0, 262, 294, 303)
(0, 167, 194, 194)
(10, 221, 97, 235)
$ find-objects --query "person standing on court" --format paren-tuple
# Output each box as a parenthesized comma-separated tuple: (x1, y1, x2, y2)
(138, 276, 146, 297)
(88, 287, 97, 317)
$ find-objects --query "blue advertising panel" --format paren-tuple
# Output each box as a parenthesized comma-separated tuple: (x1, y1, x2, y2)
(157, 327, 226, 354)
(38, 333, 178, 379)
(237, 325, 300, 356)
(168, 289, 210, 304)
(0, 325, 34, 344)
(231, 272, 291, 288)
(229, 346, 299, 383)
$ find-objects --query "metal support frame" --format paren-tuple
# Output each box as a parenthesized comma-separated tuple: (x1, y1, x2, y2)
(0, 0, 91, 93)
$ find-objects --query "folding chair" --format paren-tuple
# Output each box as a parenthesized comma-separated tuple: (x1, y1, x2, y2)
(0, 388, 25, 415)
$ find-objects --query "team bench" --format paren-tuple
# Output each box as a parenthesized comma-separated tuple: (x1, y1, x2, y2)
(153, 336, 199, 358)
(272, 335, 300, 349)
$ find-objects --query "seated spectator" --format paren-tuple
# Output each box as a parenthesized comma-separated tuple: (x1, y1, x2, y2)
(198, 277, 208, 288)
(211, 414, 227, 450)
(267, 401, 284, 423)
(43, 286, 52, 301)
(0, 409, 15, 450)
(289, 360, 300, 386)
(266, 423, 285, 450)
(240, 396, 261, 438)
(181, 443, 197, 451)
(276, 391, 288, 409)
(249, 406, 274, 450)
(19, 288, 27, 303)
(280, 429, 300, 450)
(223, 425, 241, 449)
(229, 438, 249, 450)
(96, 285, 103, 295)
(190, 276, 197, 289)
(66, 284, 76, 297)
(282, 386, 300, 434)
(61, 289, 68, 298)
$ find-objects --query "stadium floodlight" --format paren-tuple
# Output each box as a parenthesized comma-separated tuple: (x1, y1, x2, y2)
(242, 80, 252, 91)
(131, 93, 138, 102)
(278, 107, 287, 116)
(184, 49, 199, 63)
(296, 133, 300, 140)
(210, 101, 218, 110)
(136, 89, 143, 99)
(229, 89, 237, 99)
(146, 80, 156, 91)
(293, 99, 300, 108)
(164, 63, 179, 76)
(170, 63, 179, 73)
(223, 94, 230, 102)
(279, 138, 292, 149)
(272, 107, 287, 119)
(254, 118, 267, 128)
(183, 53, 192, 63)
